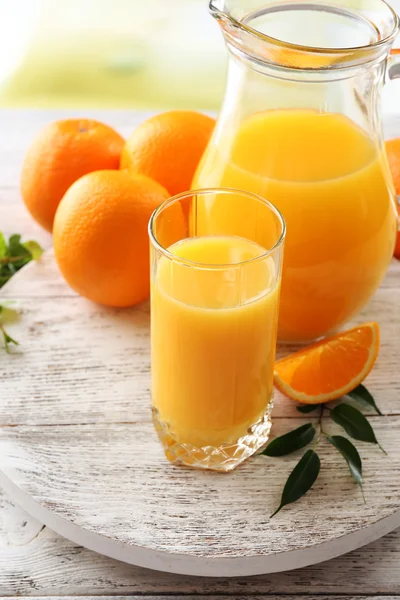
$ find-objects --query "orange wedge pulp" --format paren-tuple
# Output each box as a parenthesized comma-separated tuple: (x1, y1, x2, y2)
(274, 322, 380, 404)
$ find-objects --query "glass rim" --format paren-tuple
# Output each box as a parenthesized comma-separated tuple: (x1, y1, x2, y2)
(148, 187, 286, 270)
(209, 0, 399, 58)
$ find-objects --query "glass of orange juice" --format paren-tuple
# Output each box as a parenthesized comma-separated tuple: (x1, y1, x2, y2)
(149, 188, 285, 472)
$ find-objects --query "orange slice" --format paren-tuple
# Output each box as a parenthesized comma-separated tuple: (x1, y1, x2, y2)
(274, 322, 380, 404)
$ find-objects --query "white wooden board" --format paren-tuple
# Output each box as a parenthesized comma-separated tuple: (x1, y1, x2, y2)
(0, 252, 399, 577)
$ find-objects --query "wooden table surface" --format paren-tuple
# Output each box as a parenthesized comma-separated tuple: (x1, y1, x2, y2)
(1, 109, 399, 599)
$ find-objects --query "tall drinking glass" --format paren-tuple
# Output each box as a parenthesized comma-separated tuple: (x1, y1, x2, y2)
(149, 188, 285, 472)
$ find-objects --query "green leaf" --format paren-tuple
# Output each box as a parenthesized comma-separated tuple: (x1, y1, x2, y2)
(0, 232, 6, 260)
(0, 304, 19, 324)
(330, 403, 379, 445)
(346, 384, 383, 416)
(0, 266, 15, 288)
(0, 304, 19, 352)
(262, 424, 316, 457)
(22, 240, 44, 260)
(1, 327, 19, 353)
(271, 449, 320, 517)
(7, 234, 30, 258)
(0, 234, 42, 291)
(326, 435, 363, 489)
(296, 404, 322, 414)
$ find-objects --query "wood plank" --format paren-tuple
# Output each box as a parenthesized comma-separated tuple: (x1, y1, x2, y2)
(0, 251, 400, 302)
(0, 481, 400, 596)
(0, 184, 52, 247)
(2, 249, 399, 297)
(1, 597, 399, 600)
(1, 256, 399, 424)
(0, 417, 399, 577)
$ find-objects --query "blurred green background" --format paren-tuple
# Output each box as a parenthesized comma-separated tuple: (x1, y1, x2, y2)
(0, 0, 226, 110)
(0, 0, 399, 112)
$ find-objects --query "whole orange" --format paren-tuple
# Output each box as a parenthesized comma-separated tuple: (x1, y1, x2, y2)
(53, 170, 169, 307)
(21, 119, 125, 232)
(395, 204, 400, 260)
(385, 138, 400, 259)
(386, 138, 400, 195)
(120, 111, 215, 196)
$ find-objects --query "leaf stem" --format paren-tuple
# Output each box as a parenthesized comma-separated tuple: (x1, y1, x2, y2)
(319, 405, 327, 434)
(0, 255, 28, 265)
(378, 441, 388, 455)
(313, 404, 326, 450)
(361, 484, 367, 504)
(0, 323, 18, 352)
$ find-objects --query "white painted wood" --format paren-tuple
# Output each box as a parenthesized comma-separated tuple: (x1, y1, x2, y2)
(0, 108, 400, 589)
(3, 597, 400, 600)
(1, 256, 399, 426)
(0, 252, 399, 577)
(1, 478, 400, 596)
(1, 597, 399, 600)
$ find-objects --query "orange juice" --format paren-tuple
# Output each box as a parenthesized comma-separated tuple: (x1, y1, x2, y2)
(193, 110, 398, 341)
(151, 235, 280, 449)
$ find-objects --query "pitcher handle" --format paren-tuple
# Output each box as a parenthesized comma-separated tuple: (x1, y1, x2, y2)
(388, 48, 400, 79)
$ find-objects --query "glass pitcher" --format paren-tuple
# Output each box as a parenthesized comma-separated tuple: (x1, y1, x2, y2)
(193, 0, 399, 343)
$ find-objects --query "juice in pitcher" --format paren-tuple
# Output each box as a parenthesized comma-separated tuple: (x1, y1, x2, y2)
(194, 0, 400, 342)
(193, 109, 398, 341)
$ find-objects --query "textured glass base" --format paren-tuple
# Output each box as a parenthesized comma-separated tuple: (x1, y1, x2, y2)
(152, 404, 273, 472)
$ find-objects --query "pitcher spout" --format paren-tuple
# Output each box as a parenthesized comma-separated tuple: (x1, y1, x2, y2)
(209, 0, 246, 47)
(209, 0, 398, 71)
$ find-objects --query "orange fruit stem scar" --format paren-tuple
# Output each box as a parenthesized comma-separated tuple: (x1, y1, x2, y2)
(21, 119, 125, 232)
